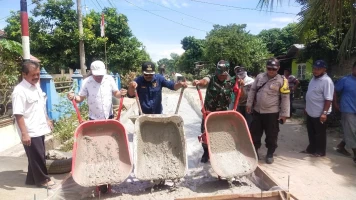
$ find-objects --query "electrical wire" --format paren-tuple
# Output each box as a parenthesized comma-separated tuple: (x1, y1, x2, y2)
(146, 0, 214, 25)
(189, 0, 299, 15)
(122, 0, 208, 33)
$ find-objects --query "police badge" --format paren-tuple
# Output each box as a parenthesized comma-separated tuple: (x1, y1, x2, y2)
(152, 81, 157, 88)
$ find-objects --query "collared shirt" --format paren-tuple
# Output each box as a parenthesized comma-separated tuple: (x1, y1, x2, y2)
(12, 79, 51, 138)
(306, 73, 334, 118)
(79, 75, 118, 120)
(335, 74, 356, 114)
(135, 74, 175, 114)
(247, 72, 290, 116)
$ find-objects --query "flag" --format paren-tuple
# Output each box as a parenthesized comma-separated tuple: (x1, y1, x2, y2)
(100, 13, 105, 37)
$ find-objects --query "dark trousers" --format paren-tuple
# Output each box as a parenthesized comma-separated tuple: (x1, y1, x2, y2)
(250, 112, 280, 153)
(23, 135, 50, 186)
(290, 93, 294, 116)
(237, 105, 252, 128)
(306, 115, 327, 155)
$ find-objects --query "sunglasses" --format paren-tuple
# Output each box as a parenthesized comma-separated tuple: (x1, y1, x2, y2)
(144, 74, 154, 76)
(266, 68, 278, 71)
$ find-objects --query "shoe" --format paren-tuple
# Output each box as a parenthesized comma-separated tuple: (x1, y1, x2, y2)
(336, 147, 351, 157)
(265, 154, 274, 164)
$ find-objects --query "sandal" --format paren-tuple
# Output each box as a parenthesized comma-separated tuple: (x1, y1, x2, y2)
(299, 150, 313, 154)
(39, 180, 56, 189)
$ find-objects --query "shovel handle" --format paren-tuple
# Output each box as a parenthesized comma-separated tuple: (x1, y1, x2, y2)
(71, 99, 83, 124)
(175, 87, 185, 114)
(196, 85, 207, 118)
(135, 90, 143, 115)
(116, 96, 124, 121)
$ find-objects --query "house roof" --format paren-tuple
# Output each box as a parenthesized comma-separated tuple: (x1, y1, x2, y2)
(286, 44, 305, 58)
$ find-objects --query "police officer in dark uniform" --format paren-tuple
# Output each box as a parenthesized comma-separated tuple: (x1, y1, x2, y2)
(127, 61, 187, 114)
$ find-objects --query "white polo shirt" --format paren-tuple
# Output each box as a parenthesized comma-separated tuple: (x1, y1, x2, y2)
(306, 73, 334, 118)
(12, 80, 51, 138)
(79, 75, 118, 119)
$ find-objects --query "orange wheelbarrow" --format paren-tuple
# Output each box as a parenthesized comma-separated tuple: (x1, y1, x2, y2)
(71, 97, 133, 194)
(196, 80, 258, 179)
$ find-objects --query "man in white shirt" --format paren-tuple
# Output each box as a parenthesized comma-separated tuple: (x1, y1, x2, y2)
(67, 60, 127, 120)
(301, 60, 334, 157)
(12, 60, 55, 188)
(67, 60, 126, 193)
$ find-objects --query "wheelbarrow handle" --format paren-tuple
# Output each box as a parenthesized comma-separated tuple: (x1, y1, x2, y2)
(175, 86, 185, 114)
(71, 99, 83, 124)
(135, 90, 143, 115)
(116, 96, 124, 121)
(196, 85, 207, 118)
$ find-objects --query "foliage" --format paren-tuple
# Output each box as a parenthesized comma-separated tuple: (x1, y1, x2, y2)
(120, 71, 138, 89)
(52, 97, 89, 151)
(204, 24, 270, 74)
(0, 39, 22, 117)
(4, 0, 150, 74)
(176, 36, 205, 74)
(258, 0, 356, 61)
(181, 73, 194, 82)
(258, 23, 299, 56)
(53, 76, 73, 93)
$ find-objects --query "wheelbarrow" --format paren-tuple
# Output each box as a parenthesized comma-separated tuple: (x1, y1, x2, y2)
(196, 80, 258, 179)
(133, 88, 187, 183)
(71, 97, 133, 193)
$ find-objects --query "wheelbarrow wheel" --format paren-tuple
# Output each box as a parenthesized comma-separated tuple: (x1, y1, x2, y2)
(97, 184, 111, 194)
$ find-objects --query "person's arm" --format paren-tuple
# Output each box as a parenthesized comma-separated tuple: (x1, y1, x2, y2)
(293, 78, 300, 92)
(12, 92, 31, 146)
(320, 79, 335, 123)
(246, 75, 259, 114)
(67, 79, 87, 103)
(192, 77, 209, 87)
(127, 81, 137, 97)
(332, 90, 340, 112)
(111, 77, 127, 98)
(173, 81, 187, 90)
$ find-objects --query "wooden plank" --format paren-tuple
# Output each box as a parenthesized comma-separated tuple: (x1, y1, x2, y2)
(175, 191, 282, 200)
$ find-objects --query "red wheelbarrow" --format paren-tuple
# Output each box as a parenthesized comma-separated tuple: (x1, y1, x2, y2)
(196, 81, 258, 179)
(71, 97, 133, 192)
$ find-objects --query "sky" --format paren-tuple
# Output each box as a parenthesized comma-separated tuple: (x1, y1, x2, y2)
(0, 0, 303, 62)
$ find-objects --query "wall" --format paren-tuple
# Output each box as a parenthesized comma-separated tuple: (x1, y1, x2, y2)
(291, 58, 313, 79)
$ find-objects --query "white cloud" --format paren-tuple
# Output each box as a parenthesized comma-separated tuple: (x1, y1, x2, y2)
(182, 2, 189, 7)
(161, 0, 170, 7)
(271, 17, 295, 23)
(142, 41, 185, 62)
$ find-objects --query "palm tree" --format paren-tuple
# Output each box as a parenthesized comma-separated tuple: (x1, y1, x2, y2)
(258, 0, 356, 60)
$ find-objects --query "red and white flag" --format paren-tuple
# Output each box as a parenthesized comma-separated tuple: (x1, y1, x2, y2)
(100, 13, 105, 37)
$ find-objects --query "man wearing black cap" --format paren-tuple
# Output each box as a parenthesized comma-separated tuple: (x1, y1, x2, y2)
(127, 61, 187, 114)
(246, 58, 290, 164)
(301, 60, 334, 157)
(193, 60, 236, 163)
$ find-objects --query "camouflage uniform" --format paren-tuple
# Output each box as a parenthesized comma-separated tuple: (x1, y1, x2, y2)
(200, 75, 235, 143)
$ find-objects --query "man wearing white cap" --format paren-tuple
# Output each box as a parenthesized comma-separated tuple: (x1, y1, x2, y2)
(67, 60, 127, 120)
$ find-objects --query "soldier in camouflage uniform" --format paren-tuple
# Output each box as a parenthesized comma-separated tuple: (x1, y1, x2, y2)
(193, 60, 236, 163)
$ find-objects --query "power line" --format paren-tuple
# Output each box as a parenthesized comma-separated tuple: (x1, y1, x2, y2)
(189, 0, 299, 15)
(146, 0, 214, 25)
(122, 0, 208, 33)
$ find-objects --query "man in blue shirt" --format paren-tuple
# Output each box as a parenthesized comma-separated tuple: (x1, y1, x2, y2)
(127, 62, 187, 114)
(334, 61, 356, 163)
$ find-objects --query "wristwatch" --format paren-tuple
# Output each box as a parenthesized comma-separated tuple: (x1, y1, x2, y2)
(322, 111, 328, 115)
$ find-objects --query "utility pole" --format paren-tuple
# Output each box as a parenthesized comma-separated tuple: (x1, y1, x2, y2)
(20, 0, 30, 61)
(77, 0, 86, 75)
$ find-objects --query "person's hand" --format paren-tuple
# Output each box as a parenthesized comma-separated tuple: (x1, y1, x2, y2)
(129, 81, 137, 89)
(67, 91, 75, 101)
(320, 114, 327, 124)
(193, 80, 200, 86)
(120, 88, 127, 96)
(278, 116, 287, 124)
(246, 106, 251, 114)
(22, 133, 31, 146)
(47, 119, 54, 130)
(179, 81, 188, 88)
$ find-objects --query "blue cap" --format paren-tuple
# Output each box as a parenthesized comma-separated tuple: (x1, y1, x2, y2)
(313, 60, 327, 68)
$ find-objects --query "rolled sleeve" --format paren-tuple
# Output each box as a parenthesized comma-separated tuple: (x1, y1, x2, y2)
(12, 92, 26, 115)
(323, 79, 335, 101)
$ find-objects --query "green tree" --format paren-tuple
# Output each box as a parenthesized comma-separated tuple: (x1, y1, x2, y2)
(258, 23, 299, 56)
(204, 24, 270, 73)
(176, 36, 205, 74)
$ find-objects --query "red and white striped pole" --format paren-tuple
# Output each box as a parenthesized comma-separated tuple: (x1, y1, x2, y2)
(20, 0, 30, 60)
